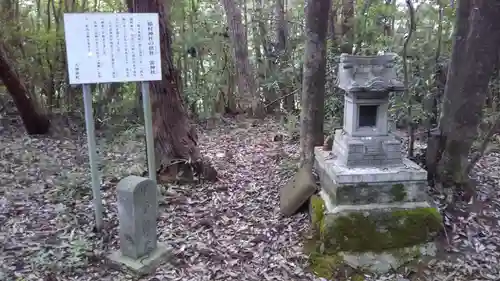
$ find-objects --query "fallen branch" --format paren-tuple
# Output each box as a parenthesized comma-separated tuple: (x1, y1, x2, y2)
(264, 88, 300, 108)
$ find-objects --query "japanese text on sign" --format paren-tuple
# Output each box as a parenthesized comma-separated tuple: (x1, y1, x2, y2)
(63, 13, 162, 84)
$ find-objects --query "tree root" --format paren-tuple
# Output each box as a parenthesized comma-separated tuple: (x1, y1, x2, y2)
(157, 157, 218, 184)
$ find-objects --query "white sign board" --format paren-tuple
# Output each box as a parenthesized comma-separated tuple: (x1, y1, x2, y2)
(63, 13, 162, 84)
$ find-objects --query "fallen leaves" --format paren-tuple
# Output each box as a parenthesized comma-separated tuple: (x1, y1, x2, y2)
(1, 116, 500, 281)
(0, 117, 313, 281)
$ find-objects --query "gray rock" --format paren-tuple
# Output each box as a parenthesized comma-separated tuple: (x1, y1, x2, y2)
(340, 243, 437, 274)
(280, 164, 317, 217)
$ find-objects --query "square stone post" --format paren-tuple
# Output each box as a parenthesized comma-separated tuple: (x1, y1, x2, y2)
(108, 176, 170, 276)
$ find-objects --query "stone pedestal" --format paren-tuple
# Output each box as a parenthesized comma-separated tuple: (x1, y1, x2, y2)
(311, 148, 441, 274)
(309, 54, 442, 276)
(332, 129, 402, 167)
(315, 148, 428, 206)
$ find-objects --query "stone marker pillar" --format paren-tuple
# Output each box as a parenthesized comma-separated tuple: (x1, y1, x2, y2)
(108, 176, 169, 275)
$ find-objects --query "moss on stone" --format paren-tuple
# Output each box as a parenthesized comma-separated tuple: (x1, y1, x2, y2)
(324, 207, 442, 253)
(308, 251, 343, 279)
(351, 273, 366, 281)
(307, 195, 343, 279)
(390, 243, 424, 261)
(390, 183, 407, 201)
(306, 193, 441, 278)
(310, 195, 326, 236)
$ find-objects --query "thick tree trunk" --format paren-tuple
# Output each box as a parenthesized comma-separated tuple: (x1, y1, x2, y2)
(132, 0, 217, 182)
(221, 0, 264, 117)
(299, 0, 331, 166)
(0, 41, 50, 135)
(429, 0, 500, 187)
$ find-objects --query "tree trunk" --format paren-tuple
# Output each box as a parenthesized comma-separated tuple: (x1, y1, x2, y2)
(424, 0, 444, 139)
(340, 0, 354, 54)
(300, 0, 331, 166)
(131, 0, 217, 182)
(429, 0, 500, 187)
(275, 0, 295, 113)
(252, 0, 274, 112)
(255, 0, 278, 112)
(0, 41, 50, 135)
(221, 0, 264, 117)
(325, 1, 338, 109)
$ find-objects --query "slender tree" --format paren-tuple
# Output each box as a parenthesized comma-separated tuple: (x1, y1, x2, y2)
(340, 0, 354, 54)
(275, 0, 294, 112)
(299, 0, 331, 166)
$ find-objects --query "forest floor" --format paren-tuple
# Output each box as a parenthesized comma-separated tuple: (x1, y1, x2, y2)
(1, 114, 500, 281)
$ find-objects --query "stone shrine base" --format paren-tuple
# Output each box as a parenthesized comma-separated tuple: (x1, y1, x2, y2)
(314, 147, 429, 206)
(107, 243, 171, 276)
(309, 147, 442, 275)
(340, 242, 437, 274)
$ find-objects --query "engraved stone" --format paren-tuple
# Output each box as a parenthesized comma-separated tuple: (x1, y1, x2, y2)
(108, 176, 170, 276)
(117, 176, 157, 259)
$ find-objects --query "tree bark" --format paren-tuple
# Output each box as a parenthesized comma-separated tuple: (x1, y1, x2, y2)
(340, 0, 354, 54)
(430, 0, 500, 187)
(275, 0, 295, 113)
(254, 0, 278, 112)
(131, 0, 217, 182)
(325, 1, 338, 109)
(299, 0, 331, 166)
(424, 0, 444, 137)
(221, 0, 264, 117)
(0, 41, 50, 135)
(403, 0, 416, 158)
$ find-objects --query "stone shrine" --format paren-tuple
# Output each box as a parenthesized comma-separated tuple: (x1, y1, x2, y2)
(310, 54, 442, 275)
(108, 176, 170, 276)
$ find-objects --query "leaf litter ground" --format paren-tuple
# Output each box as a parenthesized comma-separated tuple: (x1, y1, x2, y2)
(1, 116, 500, 281)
